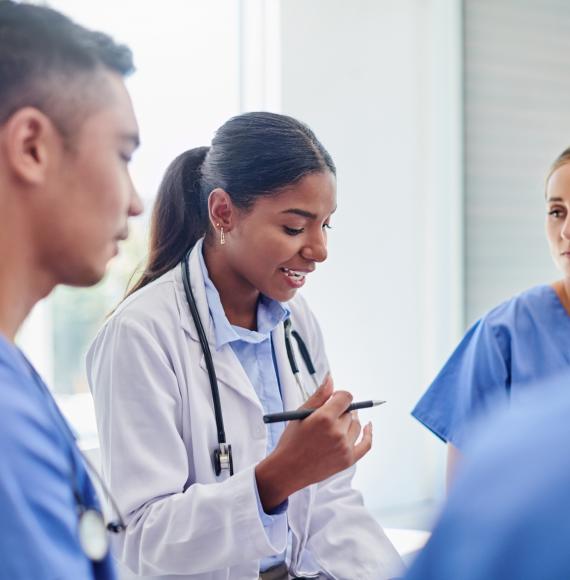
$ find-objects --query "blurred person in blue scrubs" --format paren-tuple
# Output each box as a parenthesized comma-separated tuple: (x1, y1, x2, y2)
(405, 377, 570, 580)
(0, 2, 142, 578)
(412, 147, 570, 485)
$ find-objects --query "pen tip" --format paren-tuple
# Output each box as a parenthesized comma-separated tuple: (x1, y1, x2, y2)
(373, 400, 387, 406)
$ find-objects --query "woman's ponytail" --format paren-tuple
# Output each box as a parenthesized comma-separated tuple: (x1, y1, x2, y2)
(126, 146, 209, 297)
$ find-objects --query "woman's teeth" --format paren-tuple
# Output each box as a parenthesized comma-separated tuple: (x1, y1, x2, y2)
(281, 267, 306, 280)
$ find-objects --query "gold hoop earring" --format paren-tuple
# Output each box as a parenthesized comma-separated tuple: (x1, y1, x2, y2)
(220, 227, 226, 246)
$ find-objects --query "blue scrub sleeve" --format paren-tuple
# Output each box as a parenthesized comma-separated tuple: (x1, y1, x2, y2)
(405, 381, 570, 580)
(0, 370, 98, 579)
(412, 318, 510, 447)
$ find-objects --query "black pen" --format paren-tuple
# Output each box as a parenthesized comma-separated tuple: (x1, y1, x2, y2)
(263, 400, 386, 424)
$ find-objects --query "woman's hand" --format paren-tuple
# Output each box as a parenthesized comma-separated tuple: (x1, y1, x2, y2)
(255, 375, 373, 511)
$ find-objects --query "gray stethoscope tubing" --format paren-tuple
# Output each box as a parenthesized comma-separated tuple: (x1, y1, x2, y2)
(181, 251, 318, 477)
(26, 362, 125, 562)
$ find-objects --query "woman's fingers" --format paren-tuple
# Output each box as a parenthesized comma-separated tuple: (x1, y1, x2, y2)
(353, 422, 373, 462)
(347, 411, 362, 444)
(299, 374, 333, 410)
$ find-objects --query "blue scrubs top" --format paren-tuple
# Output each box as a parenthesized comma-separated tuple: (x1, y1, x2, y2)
(405, 377, 570, 580)
(412, 285, 570, 447)
(0, 335, 116, 579)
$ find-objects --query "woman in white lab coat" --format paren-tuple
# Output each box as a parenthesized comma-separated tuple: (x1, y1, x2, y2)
(87, 112, 402, 580)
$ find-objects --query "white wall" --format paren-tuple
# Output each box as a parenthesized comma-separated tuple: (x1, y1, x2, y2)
(277, 0, 463, 526)
(18, 0, 463, 530)
(19, 0, 241, 390)
(464, 0, 570, 322)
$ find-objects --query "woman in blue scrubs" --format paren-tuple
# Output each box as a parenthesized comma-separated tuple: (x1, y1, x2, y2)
(412, 147, 570, 483)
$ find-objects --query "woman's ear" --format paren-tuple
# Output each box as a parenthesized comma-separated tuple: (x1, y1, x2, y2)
(208, 188, 234, 231)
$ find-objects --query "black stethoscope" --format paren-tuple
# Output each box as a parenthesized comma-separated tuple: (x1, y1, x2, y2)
(181, 250, 319, 477)
(26, 360, 126, 562)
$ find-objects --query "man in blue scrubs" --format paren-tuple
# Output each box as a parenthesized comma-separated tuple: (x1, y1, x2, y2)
(0, 2, 142, 578)
(406, 377, 570, 580)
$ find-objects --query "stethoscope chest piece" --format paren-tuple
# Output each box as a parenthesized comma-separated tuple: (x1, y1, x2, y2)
(213, 442, 234, 476)
(78, 508, 109, 562)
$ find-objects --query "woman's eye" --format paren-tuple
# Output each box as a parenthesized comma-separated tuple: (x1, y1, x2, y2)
(549, 208, 564, 218)
(323, 223, 332, 230)
(284, 226, 304, 236)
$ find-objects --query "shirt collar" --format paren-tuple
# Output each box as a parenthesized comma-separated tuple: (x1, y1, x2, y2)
(198, 243, 290, 350)
(0, 333, 33, 378)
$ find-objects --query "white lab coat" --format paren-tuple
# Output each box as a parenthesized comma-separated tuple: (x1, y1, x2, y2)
(86, 242, 403, 580)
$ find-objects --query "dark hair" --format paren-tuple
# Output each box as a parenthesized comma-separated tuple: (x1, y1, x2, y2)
(128, 111, 336, 296)
(0, 1, 134, 136)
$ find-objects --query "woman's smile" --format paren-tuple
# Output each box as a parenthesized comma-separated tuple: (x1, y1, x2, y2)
(279, 266, 312, 288)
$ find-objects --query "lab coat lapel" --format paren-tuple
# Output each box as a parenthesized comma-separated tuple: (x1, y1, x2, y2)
(272, 321, 315, 567)
(175, 240, 214, 345)
(198, 346, 263, 412)
(177, 241, 263, 411)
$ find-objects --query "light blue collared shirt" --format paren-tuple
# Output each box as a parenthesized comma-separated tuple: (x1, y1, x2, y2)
(198, 247, 290, 572)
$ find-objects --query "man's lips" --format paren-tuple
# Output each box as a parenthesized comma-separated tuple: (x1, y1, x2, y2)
(115, 229, 129, 242)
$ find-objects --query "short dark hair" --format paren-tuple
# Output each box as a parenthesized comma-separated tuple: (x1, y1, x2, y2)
(128, 111, 336, 297)
(0, 1, 134, 135)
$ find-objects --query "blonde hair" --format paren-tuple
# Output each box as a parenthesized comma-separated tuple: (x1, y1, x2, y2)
(547, 147, 570, 191)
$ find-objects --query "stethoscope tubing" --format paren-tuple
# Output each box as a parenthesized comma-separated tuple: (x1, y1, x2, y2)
(23, 356, 125, 561)
(181, 250, 318, 476)
(182, 250, 228, 446)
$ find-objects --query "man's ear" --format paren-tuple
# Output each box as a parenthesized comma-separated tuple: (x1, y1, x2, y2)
(2, 107, 60, 186)
(208, 188, 235, 231)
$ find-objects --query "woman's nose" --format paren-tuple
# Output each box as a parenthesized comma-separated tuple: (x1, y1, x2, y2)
(302, 231, 328, 263)
(562, 217, 570, 241)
